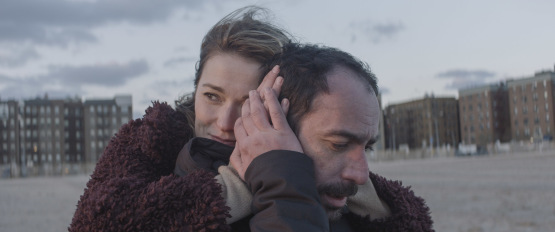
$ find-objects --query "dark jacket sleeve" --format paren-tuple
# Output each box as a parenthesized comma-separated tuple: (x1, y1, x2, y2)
(69, 102, 230, 232)
(244, 150, 329, 232)
(345, 172, 435, 232)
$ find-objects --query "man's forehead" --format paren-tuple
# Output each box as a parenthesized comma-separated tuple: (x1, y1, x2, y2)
(300, 83, 380, 137)
(326, 65, 375, 95)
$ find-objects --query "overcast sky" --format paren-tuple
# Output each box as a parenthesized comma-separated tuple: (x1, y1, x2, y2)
(1, 0, 554, 118)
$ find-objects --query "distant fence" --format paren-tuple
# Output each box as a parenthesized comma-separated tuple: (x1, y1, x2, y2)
(1, 162, 96, 178)
(367, 141, 555, 162)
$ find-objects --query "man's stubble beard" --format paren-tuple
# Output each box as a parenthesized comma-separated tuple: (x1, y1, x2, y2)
(317, 181, 358, 221)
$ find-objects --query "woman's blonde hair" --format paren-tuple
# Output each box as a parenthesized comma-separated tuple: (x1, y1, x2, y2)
(175, 6, 292, 130)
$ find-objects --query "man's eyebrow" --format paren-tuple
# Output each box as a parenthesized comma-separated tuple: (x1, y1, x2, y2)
(326, 129, 379, 145)
(201, 83, 225, 93)
(367, 135, 379, 146)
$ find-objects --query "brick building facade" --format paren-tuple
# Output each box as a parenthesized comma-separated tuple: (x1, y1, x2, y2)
(508, 70, 555, 141)
(384, 95, 460, 149)
(459, 82, 511, 146)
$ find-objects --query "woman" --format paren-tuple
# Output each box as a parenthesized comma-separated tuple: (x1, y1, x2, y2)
(69, 6, 291, 231)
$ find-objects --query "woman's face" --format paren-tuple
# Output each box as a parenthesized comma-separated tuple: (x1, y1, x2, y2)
(194, 53, 261, 146)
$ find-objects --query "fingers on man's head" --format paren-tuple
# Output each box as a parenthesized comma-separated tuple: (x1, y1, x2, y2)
(257, 65, 280, 92)
(262, 88, 288, 130)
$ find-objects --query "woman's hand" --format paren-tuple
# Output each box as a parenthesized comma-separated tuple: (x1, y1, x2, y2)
(257, 65, 283, 96)
(230, 87, 302, 180)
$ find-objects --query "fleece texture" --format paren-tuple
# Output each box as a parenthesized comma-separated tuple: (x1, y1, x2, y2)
(69, 102, 230, 231)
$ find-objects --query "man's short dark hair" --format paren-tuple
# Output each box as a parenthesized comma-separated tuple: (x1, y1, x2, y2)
(264, 43, 379, 132)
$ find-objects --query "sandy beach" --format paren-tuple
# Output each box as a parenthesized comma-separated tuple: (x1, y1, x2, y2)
(1, 150, 554, 232)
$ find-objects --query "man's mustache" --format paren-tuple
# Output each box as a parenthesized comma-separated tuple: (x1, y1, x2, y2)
(317, 182, 358, 198)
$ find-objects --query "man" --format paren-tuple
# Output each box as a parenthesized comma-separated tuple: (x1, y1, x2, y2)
(230, 43, 434, 231)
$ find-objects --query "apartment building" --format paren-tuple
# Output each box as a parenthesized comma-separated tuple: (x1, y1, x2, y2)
(508, 70, 555, 141)
(384, 95, 460, 149)
(0, 95, 132, 177)
(64, 99, 85, 163)
(23, 98, 68, 167)
(458, 82, 511, 146)
(84, 95, 132, 163)
(0, 100, 21, 167)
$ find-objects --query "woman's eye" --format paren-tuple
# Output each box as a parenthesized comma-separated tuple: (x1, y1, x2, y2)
(204, 93, 221, 102)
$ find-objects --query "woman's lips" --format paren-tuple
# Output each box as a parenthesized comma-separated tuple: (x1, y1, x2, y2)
(210, 135, 235, 147)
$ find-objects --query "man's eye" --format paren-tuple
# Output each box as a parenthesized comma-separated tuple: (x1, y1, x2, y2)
(365, 145, 374, 152)
(331, 143, 348, 151)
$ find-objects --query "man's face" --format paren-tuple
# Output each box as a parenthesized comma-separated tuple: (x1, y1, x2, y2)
(296, 66, 380, 220)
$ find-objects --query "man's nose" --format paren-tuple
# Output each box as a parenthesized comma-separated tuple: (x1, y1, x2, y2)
(342, 148, 369, 185)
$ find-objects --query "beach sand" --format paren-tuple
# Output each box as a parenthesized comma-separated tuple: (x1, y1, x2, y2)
(1, 150, 554, 232)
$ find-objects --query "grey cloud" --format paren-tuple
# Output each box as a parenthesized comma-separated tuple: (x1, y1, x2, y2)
(379, 87, 390, 95)
(350, 20, 405, 44)
(0, 73, 15, 83)
(0, 60, 148, 99)
(164, 56, 197, 67)
(0, 47, 40, 67)
(173, 46, 191, 53)
(45, 60, 149, 87)
(436, 69, 496, 90)
(0, 0, 206, 27)
(0, 24, 96, 46)
(373, 23, 404, 38)
(436, 69, 495, 79)
(153, 76, 194, 96)
(0, 0, 211, 46)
